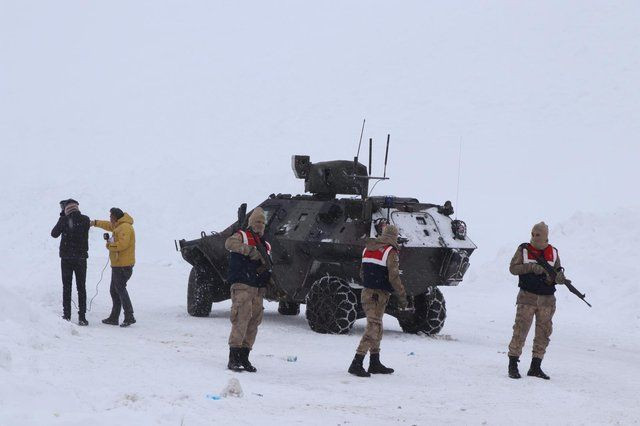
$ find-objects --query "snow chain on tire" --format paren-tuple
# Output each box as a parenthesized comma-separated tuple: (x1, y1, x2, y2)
(305, 275, 358, 334)
(398, 287, 447, 335)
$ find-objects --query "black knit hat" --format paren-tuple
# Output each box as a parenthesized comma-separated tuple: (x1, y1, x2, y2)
(110, 207, 125, 220)
(60, 198, 79, 208)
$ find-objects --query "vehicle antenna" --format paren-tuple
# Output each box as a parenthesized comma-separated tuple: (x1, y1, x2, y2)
(368, 138, 373, 176)
(383, 134, 390, 178)
(354, 119, 366, 172)
(367, 133, 392, 197)
(455, 137, 462, 220)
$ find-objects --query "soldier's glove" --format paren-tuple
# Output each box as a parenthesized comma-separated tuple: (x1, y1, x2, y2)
(248, 246, 263, 262)
(530, 264, 546, 275)
(397, 294, 409, 309)
(242, 244, 255, 256)
(555, 269, 567, 285)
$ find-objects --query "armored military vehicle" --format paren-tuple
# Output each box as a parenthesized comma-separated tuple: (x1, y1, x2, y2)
(177, 149, 476, 335)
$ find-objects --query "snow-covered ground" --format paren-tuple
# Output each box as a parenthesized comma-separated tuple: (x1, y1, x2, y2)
(1, 207, 639, 425)
(2, 1, 640, 424)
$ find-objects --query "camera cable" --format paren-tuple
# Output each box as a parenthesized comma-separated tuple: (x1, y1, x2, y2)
(70, 256, 110, 312)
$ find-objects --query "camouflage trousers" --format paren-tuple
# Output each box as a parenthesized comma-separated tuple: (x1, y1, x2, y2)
(228, 283, 266, 349)
(508, 290, 556, 359)
(356, 288, 391, 356)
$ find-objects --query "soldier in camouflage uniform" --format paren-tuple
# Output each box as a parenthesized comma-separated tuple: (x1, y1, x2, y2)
(507, 222, 567, 380)
(225, 207, 272, 372)
(348, 224, 408, 377)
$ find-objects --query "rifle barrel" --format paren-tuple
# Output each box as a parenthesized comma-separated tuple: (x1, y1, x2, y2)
(536, 255, 591, 307)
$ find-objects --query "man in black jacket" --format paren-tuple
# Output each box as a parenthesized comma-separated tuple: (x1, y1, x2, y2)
(51, 199, 91, 325)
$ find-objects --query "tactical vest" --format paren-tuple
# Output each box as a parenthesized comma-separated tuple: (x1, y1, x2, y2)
(518, 243, 558, 295)
(227, 229, 272, 288)
(361, 245, 395, 293)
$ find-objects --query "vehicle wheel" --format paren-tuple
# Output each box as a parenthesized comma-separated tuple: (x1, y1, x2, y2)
(305, 275, 358, 334)
(187, 267, 214, 317)
(278, 301, 300, 316)
(397, 287, 446, 335)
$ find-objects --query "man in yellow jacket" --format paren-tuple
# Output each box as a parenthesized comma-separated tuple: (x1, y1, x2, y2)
(91, 208, 137, 327)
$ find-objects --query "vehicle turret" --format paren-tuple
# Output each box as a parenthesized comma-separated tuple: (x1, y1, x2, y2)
(291, 155, 368, 198)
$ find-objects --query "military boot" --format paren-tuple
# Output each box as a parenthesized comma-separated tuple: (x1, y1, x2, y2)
(508, 356, 521, 379)
(527, 357, 550, 380)
(348, 354, 371, 377)
(227, 348, 243, 371)
(78, 312, 89, 326)
(239, 348, 257, 372)
(368, 353, 394, 374)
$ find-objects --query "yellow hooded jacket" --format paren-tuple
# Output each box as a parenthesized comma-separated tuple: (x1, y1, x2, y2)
(94, 213, 136, 267)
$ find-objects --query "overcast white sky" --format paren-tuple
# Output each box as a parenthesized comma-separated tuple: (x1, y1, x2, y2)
(1, 1, 638, 264)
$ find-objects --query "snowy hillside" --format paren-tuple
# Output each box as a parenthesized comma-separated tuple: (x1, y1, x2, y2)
(465, 207, 640, 325)
(1, 1, 640, 425)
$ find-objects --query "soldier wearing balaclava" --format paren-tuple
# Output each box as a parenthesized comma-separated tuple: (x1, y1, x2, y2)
(224, 207, 272, 372)
(506, 222, 568, 380)
(348, 224, 408, 377)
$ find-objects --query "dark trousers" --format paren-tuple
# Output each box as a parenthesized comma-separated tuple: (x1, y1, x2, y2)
(61, 258, 87, 317)
(109, 266, 134, 319)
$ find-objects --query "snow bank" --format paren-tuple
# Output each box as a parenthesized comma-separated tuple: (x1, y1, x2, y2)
(464, 206, 640, 328)
(0, 278, 80, 374)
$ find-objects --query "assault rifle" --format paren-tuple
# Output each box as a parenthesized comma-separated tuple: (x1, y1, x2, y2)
(233, 203, 247, 233)
(535, 255, 592, 307)
(246, 221, 273, 273)
(252, 230, 273, 273)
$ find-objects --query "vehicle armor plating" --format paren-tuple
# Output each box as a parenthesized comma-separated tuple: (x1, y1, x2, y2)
(177, 154, 476, 335)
